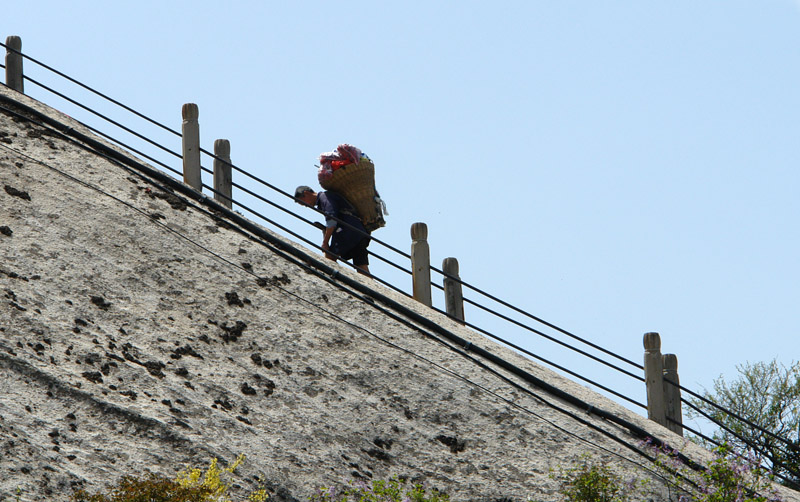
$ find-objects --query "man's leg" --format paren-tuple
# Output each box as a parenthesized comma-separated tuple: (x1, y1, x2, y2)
(352, 238, 371, 277)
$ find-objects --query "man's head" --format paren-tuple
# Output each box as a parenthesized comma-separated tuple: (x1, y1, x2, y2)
(294, 185, 317, 206)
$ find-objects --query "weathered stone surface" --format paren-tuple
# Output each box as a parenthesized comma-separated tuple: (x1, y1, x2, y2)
(1, 86, 797, 502)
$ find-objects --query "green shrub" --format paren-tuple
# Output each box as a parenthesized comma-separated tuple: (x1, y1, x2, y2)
(644, 440, 784, 502)
(71, 455, 267, 502)
(71, 473, 212, 502)
(553, 460, 634, 502)
(2, 488, 22, 502)
(312, 476, 449, 502)
(176, 455, 267, 502)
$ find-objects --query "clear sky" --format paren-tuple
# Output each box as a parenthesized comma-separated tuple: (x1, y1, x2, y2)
(6, 1, 800, 436)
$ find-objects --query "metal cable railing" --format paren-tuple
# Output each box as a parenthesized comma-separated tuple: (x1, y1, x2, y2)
(16, 49, 648, 389)
(4, 40, 798, 473)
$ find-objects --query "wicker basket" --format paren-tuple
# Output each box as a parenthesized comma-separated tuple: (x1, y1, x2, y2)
(319, 157, 385, 232)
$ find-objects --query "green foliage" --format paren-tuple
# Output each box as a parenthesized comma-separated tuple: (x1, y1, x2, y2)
(552, 459, 635, 502)
(71, 474, 213, 502)
(687, 360, 800, 486)
(1, 487, 22, 502)
(311, 476, 449, 502)
(645, 441, 784, 502)
(58, 447, 783, 502)
(71, 455, 267, 502)
(176, 454, 267, 502)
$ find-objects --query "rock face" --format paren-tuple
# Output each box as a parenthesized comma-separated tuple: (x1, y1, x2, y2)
(0, 87, 796, 502)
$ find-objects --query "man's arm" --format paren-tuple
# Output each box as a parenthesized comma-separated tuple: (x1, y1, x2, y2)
(322, 225, 336, 260)
(316, 192, 338, 260)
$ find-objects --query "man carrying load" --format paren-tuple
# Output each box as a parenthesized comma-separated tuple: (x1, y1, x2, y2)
(294, 186, 372, 276)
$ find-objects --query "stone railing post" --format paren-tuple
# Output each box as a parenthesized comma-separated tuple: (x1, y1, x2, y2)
(663, 353, 684, 436)
(5, 36, 23, 93)
(213, 139, 232, 208)
(643, 332, 667, 428)
(410, 222, 432, 307)
(181, 103, 201, 191)
(442, 257, 464, 322)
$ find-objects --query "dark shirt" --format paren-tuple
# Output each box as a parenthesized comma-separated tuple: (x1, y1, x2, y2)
(316, 191, 368, 252)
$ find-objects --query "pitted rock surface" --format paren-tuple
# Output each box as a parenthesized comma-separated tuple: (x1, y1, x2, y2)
(2, 87, 797, 502)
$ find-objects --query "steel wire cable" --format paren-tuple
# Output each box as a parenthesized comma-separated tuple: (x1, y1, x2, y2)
(639, 422, 772, 502)
(15, 149, 680, 497)
(680, 431, 798, 490)
(425, 300, 647, 410)
(665, 399, 799, 488)
(7, 84, 184, 179)
(0, 39, 181, 139)
(0, 104, 414, 323)
(2, 99, 649, 436)
(228, 181, 412, 285)
(4, 81, 411, 299)
(432, 262, 645, 371)
(3, 59, 787, 459)
(192, 170, 646, 400)
(0, 95, 339, 284)
(197, 133, 639, 400)
(12, 43, 770, 421)
(0, 134, 687, 495)
(21, 70, 644, 394)
(0, 90, 675, 416)
(9, 42, 647, 380)
(682, 399, 756, 449)
(0, 96, 730, 433)
(58, 113, 183, 177)
(15, 49, 798, 490)
(20, 57, 408, 284)
(669, 376, 800, 453)
(666, 371, 800, 485)
(23, 74, 184, 164)
(225, 147, 647, 375)
(219, 155, 647, 381)
(220, 162, 646, 395)
(423, 275, 648, 389)
(675, 418, 719, 447)
(459, 293, 646, 382)
(4, 52, 795, 502)
(681, 396, 800, 486)
(199, 172, 650, 407)
(9, 72, 383, 284)
(686, 422, 799, 489)
(215, 141, 797, 484)
(3, 138, 770, 502)
(3, 42, 315, 219)
(205, 183, 412, 299)
(212, 151, 413, 261)
(5, 108, 773, 498)
(210, 159, 649, 404)
(0, 122, 659, 469)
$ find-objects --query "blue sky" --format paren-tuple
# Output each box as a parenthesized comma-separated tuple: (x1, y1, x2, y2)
(6, 1, 800, 435)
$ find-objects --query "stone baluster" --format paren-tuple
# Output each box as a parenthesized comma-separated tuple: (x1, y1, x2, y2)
(213, 139, 232, 208)
(443, 257, 464, 322)
(5, 36, 23, 93)
(411, 222, 432, 307)
(663, 353, 684, 436)
(643, 332, 667, 428)
(181, 103, 201, 191)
